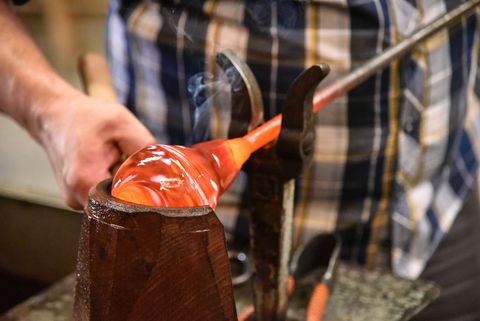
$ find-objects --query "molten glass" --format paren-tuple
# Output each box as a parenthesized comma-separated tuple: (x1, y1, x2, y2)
(112, 84, 336, 208)
(112, 138, 252, 208)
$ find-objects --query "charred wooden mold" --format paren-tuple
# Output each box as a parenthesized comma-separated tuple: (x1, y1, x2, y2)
(73, 179, 236, 321)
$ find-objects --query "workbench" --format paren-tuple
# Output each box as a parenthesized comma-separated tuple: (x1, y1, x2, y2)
(0, 264, 439, 321)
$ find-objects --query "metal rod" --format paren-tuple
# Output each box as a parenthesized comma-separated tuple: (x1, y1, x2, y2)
(313, 0, 480, 111)
(244, 0, 480, 152)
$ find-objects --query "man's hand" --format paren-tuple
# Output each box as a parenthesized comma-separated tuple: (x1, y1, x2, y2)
(36, 93, 156, 210)
(0, 2, 155, 210)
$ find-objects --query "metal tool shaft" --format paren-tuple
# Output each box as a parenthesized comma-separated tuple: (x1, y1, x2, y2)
(313, 0, 480, 111)
(245, 0, 480, 152)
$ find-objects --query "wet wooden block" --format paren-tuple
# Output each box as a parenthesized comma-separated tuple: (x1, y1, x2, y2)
(74, 180, 236, 321)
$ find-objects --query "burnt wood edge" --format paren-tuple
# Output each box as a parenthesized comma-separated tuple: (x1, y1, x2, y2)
(89, 179, 213, 217)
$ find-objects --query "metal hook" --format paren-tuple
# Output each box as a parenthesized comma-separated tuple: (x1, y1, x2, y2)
(216, 50, 264, 138)
(277, 63, 330, 166)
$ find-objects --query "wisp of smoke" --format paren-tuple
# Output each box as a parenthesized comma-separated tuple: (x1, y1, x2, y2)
(187, 67, 239, 144)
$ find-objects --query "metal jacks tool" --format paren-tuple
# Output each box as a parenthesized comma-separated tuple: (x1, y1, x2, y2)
(218, 50, 329, 321)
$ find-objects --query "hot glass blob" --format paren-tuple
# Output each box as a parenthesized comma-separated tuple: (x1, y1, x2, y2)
(111, 138, 251, 208)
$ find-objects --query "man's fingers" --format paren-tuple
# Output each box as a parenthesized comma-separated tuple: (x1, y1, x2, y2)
(65, 195, 83, 211)
(108, 152, 126, 175)
(116, 116, 156, 156)
(37, 94, 157, 210)
(63, 164, 112, 210)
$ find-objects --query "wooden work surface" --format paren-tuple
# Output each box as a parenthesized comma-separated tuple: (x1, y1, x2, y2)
(0, 264, 439, 321)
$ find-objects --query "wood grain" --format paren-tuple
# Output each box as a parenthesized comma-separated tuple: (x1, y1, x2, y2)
(74, 179, 236, 321)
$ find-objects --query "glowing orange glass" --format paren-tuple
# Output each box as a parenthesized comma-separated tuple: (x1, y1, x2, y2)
(112, 87, 336, 208)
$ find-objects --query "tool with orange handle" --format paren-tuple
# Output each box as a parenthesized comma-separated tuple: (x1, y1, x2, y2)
(238, 234, 340, 321)
(294, 234, 341, 321)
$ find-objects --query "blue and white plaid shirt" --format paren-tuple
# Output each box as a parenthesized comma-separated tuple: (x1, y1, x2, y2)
(106, 0, 480, 279)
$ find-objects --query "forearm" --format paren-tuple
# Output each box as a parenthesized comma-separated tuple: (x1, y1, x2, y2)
(0, 1, 156, 209)
(0, 1, 80, 139)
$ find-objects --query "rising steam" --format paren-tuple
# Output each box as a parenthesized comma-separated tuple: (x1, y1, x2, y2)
(187, 66, 241, 144)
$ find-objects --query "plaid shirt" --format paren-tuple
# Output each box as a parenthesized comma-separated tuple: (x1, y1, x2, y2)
(106, 0, 480, 279)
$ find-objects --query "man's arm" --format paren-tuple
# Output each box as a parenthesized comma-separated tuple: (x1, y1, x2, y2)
(0, 1, 156, 209)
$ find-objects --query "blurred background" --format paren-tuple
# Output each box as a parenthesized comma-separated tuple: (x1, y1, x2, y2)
(0, 0, 108, 313)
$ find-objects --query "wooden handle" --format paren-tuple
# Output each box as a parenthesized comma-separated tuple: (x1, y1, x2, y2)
(78, 53, 125, 174)
(78, 53, 117, 101)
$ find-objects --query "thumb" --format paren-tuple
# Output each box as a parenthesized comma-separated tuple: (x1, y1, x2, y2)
(110, 123, 155, 175)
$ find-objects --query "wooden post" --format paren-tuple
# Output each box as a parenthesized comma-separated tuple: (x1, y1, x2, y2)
(74, 179, 237, 321)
